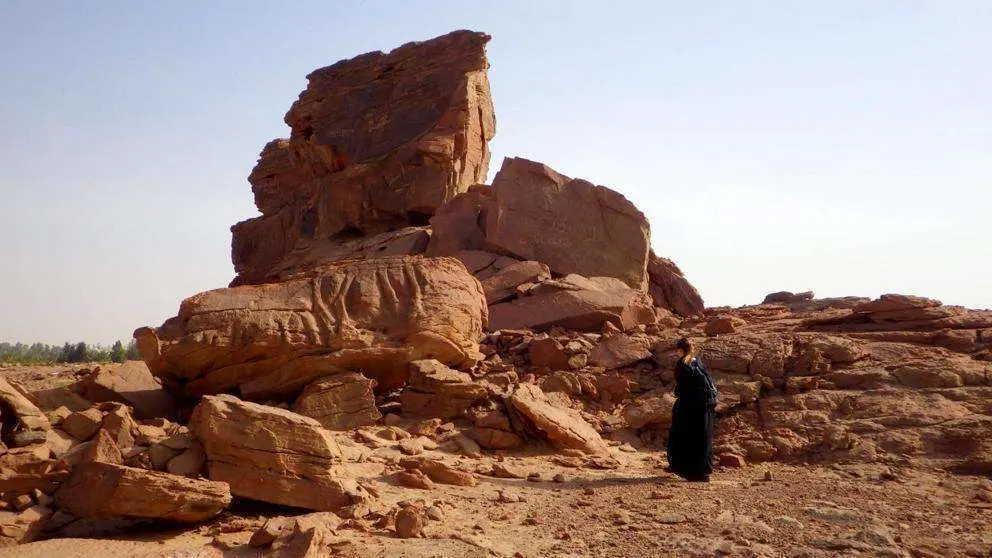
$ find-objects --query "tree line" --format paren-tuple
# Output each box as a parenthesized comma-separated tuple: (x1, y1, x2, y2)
(0, 340, 141, 364)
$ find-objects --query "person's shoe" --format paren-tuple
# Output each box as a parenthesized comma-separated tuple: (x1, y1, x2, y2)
(686, 475, 710, 483)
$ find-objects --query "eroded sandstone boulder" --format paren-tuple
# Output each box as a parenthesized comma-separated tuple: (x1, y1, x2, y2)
(189, 394, 372, 511)
(400, 359, 488, 419)
(429, 157, 652, 290)
(488, 274, 655, 332)
(78, 360, 176, 420)
(0, 378, 50, 435)
(647, 252, 704, 317)
(231, 30, 495, 285)
(508, 383, 608, 454)
(292, 372, 380, 430)
(136, 256, 487, 397)
(55, 461, 231, 522)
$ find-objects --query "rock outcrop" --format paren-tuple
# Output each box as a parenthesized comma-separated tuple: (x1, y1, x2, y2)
(428, 157, 652, 291)
(230, 30, 495, 285)
(135, 256, 487, 397)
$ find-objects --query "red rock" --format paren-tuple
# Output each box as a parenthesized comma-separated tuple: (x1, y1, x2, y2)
(508, 384, 609, 454)
(480, 260, 551, 304)
(100, 405, 138, 452)
(400, 359, 488, 419)
(488, 275, 655, 332)
(528, 337, 571, 369)
(647, 252, 704, 317)
(718, 453, 747, 468)
(78, 361, 177, 420)
(166, 442, 206, 477)
(80, 429, 124, 465)
(60, 408, 103, 441)
(0, 378, 50, 433)
(705, 315, 746, 336)
(469, 427, 522, 450)
(136, 256, 487, 398)
(231, 31, 495, 285)
(395, 505, 428, 538)
(396, 468, 435, 490)
(398, 457, 477, 486)
(763, 291, 815, 304)
(0, 505, 52, 545)
(429, 157, 652, 290)
(588, 333, 654, 369)
(623, 392, 676, 429)
(55, 461, 231, 522)
(854, 294, 942, 313)
(190, 394, 373, 511)
(292, 372, 380, 430)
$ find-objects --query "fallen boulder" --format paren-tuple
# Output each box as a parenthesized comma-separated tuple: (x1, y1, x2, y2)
(400, 360, 488, 419)
(647, 252, 704, 317)
(0, 377, 50, 434)
(55, 461, 230, 522)
(189, 394, 372, 511)
(292, 372, 380, 430)
(508, 383, 609, 454)
(429, 157, 651, 290)
(78, 361, 177, 420)
(488, 274, 655, 332)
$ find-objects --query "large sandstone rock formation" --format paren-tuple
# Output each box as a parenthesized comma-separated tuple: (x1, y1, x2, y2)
(230, 30, 495, 285)
(135, 256, 487, 396)
(428, 157, 651, 290)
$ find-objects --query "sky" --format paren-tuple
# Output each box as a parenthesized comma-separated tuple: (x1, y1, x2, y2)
(0, 1, 990, 345)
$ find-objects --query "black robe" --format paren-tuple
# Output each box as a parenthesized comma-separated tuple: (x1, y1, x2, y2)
(667, 357, 716, 480)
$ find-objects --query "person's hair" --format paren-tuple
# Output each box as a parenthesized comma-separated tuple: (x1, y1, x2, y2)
(676, 337, 695, 364)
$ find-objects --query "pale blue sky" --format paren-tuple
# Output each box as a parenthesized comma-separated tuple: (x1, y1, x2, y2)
(1, 1, 989, 344)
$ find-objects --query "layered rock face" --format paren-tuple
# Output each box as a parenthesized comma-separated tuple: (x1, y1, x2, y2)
(135, 256, 487, 397)
(230, 30, 496, 286)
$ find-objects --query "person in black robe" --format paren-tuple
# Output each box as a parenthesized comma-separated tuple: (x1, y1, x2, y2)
(667, 337, 717, 482)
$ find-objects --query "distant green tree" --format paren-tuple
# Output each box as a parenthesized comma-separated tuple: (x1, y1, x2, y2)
(125, 339, 140, 360)
(110, 340, 126, 363)
(69, 342, 87, 363)
(57, 342, 74, 363)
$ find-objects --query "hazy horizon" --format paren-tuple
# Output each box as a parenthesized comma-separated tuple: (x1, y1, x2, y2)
(1, 1, 990, 345)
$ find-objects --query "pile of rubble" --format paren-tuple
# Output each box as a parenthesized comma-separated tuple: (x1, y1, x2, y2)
(2, 29, 990, 554)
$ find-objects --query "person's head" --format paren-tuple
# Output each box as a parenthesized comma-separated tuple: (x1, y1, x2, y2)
(675, 337, 695, 364)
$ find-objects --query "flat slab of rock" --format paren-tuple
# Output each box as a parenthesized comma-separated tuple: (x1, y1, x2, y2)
(292, 372, 381, 430)
(136, 255, 487, 397)
(55, 461, 231, 522)
(190, 394, 371, 511)
(508, 383, 609, 454)
(79, 360, 177, 420)
(488, 275, 655, 332)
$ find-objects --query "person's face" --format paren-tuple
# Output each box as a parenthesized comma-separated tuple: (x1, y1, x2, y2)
(675, 348, 685, 359)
